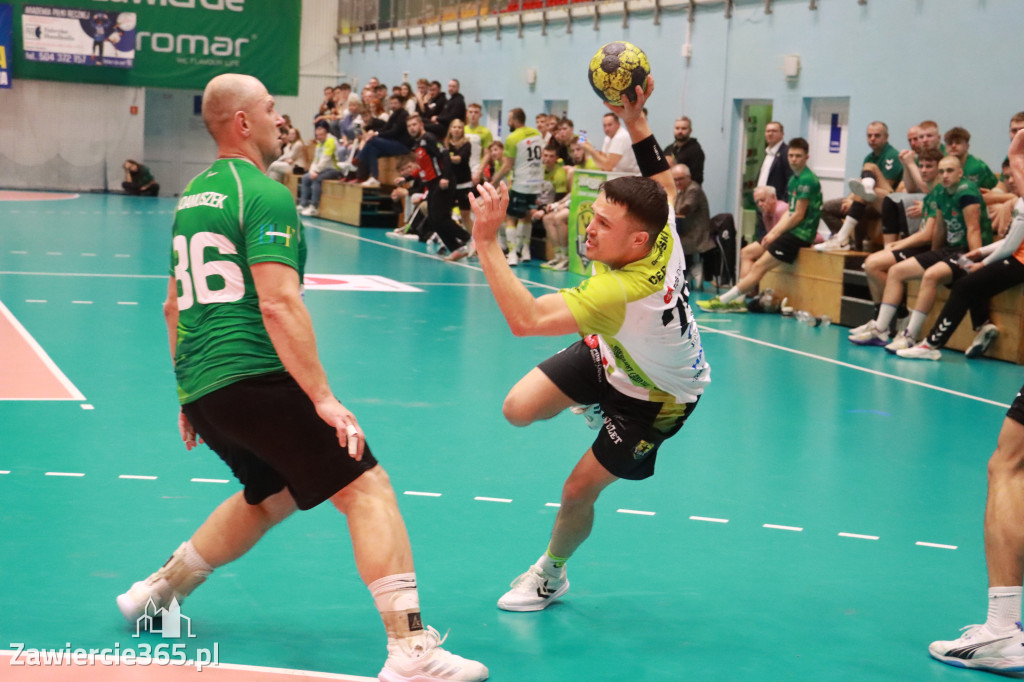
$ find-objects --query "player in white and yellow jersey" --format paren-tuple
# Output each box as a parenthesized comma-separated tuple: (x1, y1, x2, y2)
(491, 107, 543, 265)
(470, 77, 709, 612)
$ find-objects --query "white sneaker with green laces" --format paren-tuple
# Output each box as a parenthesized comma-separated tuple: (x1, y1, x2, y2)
(929, 622, 1024, 673)
(497, 565, 569, 612)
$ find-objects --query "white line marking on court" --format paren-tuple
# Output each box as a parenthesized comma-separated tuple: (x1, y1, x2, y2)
(0, 299, 85, 401)
(114, 253, 131, 258)
(916, 541, 958, 550)
(690, 515, 729, 523)
(81, 252, 96, 257)
(10, 250, 27, 254)
(306, 223, 565, 292)
(0, 270, 166, 279)
(0, 471, 10, 475)
(80, 404, 94, 410)
(191, 478, 230, 484)
(25, 299, 46, 303)
(45, 251, 62, 256)
(617, 508, 655, 516)
(545, 502, 561, 507)
(117, 301, 138, 305)
(46, 472, 84, 477)
(838, 532, 879, 540)
(474, 496, 513, 503)
(764, 524, 804, 532)
(72, 300, 93, 304)
(404, 491, 441, 497)
(697, 325, 1012, 408)
(120, 474, 157, 480)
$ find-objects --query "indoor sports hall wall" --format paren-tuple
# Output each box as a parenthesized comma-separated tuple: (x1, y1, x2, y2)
(337, 0, 1021, 216)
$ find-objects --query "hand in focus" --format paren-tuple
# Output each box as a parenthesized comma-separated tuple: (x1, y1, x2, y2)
(469, 181, 510, 245)
(315, 397, 365, 460)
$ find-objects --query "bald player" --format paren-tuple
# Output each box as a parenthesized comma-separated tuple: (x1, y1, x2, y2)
(114, 74, 487, 682)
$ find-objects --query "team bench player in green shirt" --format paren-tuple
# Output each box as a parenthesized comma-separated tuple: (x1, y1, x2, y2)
(699, 137, 823, 312)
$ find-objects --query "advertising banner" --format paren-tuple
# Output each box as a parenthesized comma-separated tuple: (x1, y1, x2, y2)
(10, 0, 299, 94)
(0, 3, 11, 87)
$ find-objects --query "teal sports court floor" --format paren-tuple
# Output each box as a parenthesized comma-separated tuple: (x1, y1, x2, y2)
(2, 190, 1023, 681)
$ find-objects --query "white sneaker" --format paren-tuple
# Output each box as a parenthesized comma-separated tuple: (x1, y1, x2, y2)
(884, 329, 915, 354)
(305, 207, 319, 217)
(848, 178, 877, 202)
(929, 622, 1024, 673)
(552, 256, 569, 271)
(966, 322, 999, 358)
(814, 235, 851, 252)
(299, 205, 315, 216)
(848, 319, 874, 336)
(507, 249, 519, 267)
(379, 626, 488, 682)
(897, 342, 942, 361)
(848, 321, 890, 346)
(497, 565, 569, 612)
(519, 245, 532, 263)
(569, 403, 604, 430)
(361, 177, 381, 188)
(445, 245, 470, 262)
(116, 548, 209, 623)
(426, 234, 442, 255)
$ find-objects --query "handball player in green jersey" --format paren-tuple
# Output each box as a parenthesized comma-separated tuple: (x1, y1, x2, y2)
(115, 73, 486, 682)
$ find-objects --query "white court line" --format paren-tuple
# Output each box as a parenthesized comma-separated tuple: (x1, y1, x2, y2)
(916, 541, 958, 550)
(0, 471, 10, 474)
(9, 250, 27, 254)
(404, 490, 441, 497)
(690, 515, 729, 523)
(0, 299, 85, 401)
(119, 474, 157, 480)
(474, 496, 513, 503)
(81, 252, 96, 257)
(114, 254, 131, 258)
(25, 299, 46, 303)
(763, 524, 804, 532)
(617, 508, 655, 516)
(191, 478, 230, 484)
(0, 271, 166, 279)
(117, 301, 139, 305)
(80, 404, 94, 410)
(698, 326, 1012, 408)
(838, 532, 879, 540)
(46, 472, 84, 477)
(545, 502, 561, 507)
(72, 300, 93, 304)
(0, 652, 378, 680)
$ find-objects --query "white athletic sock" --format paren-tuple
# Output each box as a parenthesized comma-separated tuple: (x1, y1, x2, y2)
(986, 586, 1023, 633)
(862, 176, 876, 193)
(834, 215, 859, 243)
(369, 573, 423, 641)
(906, 310, 928, 338)
(535, 548, 568, 578)
(154, 541, 212, 600)
(719, 286, 742, 304)
(875, 303, 897, 331)
(504, 226, 517, 250)
(517, 221, 531, 249)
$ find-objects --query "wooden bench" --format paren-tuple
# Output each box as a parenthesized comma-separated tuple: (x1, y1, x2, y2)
(760, 247, 1024, 363)
(760, 248, 870, 323)
(318, 181, 362, 225)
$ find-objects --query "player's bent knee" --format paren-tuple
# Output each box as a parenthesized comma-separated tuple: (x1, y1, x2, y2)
(502, 393, 536, 427)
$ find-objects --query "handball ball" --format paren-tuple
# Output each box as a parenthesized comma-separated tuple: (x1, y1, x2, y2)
(587, 41, 650, 106)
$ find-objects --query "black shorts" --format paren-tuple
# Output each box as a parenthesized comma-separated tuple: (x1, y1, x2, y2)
(454, 183, 473, 211)
(182, 372, 378, 510)
(893, 246, 929, 262)
(507, 190, 538, 219)
(914, 247, 969, 281)
(1008, 383, 1024, 425)
(537, 338, 699, 480)
(767, 232, 812, 264)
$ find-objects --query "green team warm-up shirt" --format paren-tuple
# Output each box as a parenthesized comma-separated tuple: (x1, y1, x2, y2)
(932, 178, 992, 248)
(786, 167, 823, 243)
(170, 158, 306, 404)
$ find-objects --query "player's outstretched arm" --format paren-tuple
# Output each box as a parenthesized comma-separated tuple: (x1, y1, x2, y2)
(604, 76, 675, 202)
(251, 261, 366, 459)
(471, 182, 580, 337)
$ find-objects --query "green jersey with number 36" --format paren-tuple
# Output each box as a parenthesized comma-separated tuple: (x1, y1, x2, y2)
(170, 158, 306, 404)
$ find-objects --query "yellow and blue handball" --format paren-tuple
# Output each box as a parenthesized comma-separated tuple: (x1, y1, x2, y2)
(587, 41, 650, 106)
